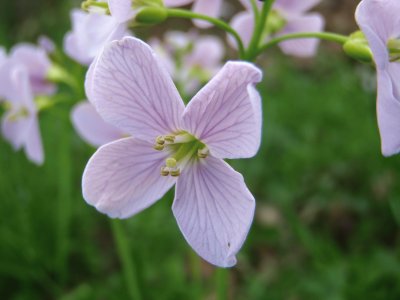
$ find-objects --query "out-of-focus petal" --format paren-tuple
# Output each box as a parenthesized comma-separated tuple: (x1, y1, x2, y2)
(173, 156, 255, 267)
(71, 101, 124, 147)
(188, 35, 224, 69)
(356, 0, 400, 69)
(375, 69, 400, 156)
(275, 0, 321, 15)
(192, 0, 223, 28)
(164, 0, 193, 7)
(182, 61, 262, 159)
(229, 11, 254, 49)
(38, 36, 55, 54)
(356, 0, 400, 155)
(24, 117, 44, 165)
(91, 37, 185, 141)
(0, 47, 6, 66)
(64, 9, 126, 65)
(277, 13, 324, 57)
(10, 43, 55, 95)
(0, 64, 36, 149)
(84, 56, 100, 103)
(108, 0, 136, 23)
(82, 137, 176, 218)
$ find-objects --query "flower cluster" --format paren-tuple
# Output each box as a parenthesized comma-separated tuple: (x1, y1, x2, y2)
(1, 0, 399, 267)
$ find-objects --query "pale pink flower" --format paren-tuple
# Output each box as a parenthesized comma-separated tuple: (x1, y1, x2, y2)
(149, 31, 225, 96)
(83, 37, 262, 267)
(64, 9, 128, 65)
(164, 0, 223, 28)
(71, 101, 124, 147)
(0, 60, 44, 165)
(8, 43, 55, 95)
(356, 0, 400, 156)
(231, 0, 325, 57)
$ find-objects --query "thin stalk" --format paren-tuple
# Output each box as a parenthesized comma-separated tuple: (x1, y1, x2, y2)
(166, 8, 245, 59)
(251, 32, 349, 60)
(111, 219, 142, 300)
(250, 0, 260, 22)
(190, 251, 202, 300)
(56, 120, 72, 282)
(216, 268, 229, 300)
(246, 0, 275, 60)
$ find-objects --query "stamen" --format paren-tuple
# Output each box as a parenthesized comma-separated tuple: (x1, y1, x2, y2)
(170, 169, 181, 177)
(198, 147, 209, 158)
(156, 135, 165, 145)
(166, 158, 177, 168)
(160, 167, 170, 176)
(164, 135, 175, 143)
(154, 144, 164, 151)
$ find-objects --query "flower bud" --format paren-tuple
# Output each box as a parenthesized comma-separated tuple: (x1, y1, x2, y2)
(134, 6, 167, 25)
(343, 31, 373, 63)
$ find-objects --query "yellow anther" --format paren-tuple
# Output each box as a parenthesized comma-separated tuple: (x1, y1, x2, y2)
(156, 136, 165, 145)
(164, 135, 175, 143)
(198, 148, 209, 158)
(160, 167, 169, 176)
(170, 169, 181, 177)
(166, 158, 177, 168)
(154, 144, 164, 151)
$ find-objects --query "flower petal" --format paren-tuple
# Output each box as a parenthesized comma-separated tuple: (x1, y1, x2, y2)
(0, 63, 35, 149)
(10, 43, 55, 95)
(192, 0, 223, 28)
(275, 0, 321, 15)
(187, 35, 224, 69)
(82, 137, 176, 219)
(277, 13, 325, 58)
(375, 69, 400, 156)
(64, 9, 127, 65)
(356, 0, 400, 69)
(183, 61, 262, 159)
(164, 0, 193, 7)
(229, 11, 254, 49)
(24, 116, 44, 165)
(0, 47, 6, 66)
(108, 0, 136, 23)
(173, 156, 255, 267)
(71, 101, 124, 147)
(91, 37, 185, 141)
(356, 0, 400, 156)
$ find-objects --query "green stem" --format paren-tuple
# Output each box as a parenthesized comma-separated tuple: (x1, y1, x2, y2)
(111, 219, 142, 300)
(252, 32, 349, 60)
(246, 0, 275, 60)
(190, 251, 202, 300)
(166, 8, 245, 59)
(56, 120, 72, 282)
(216, 268, 229, 300)
(249, 0, 260, 22)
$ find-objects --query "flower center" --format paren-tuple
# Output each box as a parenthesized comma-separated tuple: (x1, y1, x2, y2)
(3, 102, 30, 122)
(153, 132, 208, 177)
(388, 39, 400, 62)
(264, 9, 287, 36)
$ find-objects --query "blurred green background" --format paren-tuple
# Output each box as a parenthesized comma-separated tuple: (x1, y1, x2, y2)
(1, 0, 400, 299)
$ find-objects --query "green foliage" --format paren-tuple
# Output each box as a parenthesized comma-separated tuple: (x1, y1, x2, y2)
(0, 1, 399, 299)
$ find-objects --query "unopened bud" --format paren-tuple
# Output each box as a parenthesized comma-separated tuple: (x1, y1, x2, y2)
(343, 31, 373, 63)
(134, 6, 167, 26)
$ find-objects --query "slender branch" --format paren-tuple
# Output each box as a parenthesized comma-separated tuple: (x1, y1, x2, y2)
(166, 8, 246, 59)
(249, 0, 260, 22)
(111, 219, 142, 300)
(252, 32, 349, 60)
(246, 0, 275, 60)
(216, 268, 229, 300)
